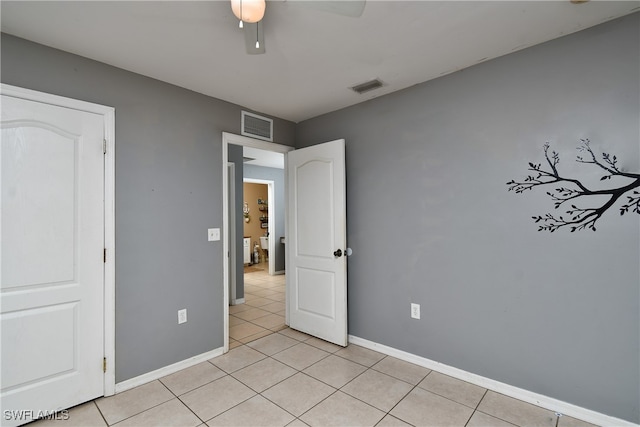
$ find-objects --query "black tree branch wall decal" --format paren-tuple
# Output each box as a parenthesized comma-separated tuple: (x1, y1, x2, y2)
(507, 139, 640, 232)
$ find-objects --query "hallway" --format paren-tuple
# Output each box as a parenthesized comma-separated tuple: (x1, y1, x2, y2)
(229, 267, 286, 348)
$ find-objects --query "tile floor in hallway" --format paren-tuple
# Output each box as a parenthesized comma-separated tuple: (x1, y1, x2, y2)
(228, 266, 287, 349)
(32, 269, 600, 427)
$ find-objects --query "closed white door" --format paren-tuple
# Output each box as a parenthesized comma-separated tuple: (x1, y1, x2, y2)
(1, 95, 105, 426)
(287, 139, 347, 346)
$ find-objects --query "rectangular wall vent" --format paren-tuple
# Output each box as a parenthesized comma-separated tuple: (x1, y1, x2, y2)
(242, 111, 273, 142)
(350, 78, 384, 95)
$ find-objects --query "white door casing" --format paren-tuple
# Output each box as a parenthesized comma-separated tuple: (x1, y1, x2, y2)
(228, 163, 237, 305)
(221, 132, 293, 352)
(287, 139, 347, 346)
(1, 86, 115, 425)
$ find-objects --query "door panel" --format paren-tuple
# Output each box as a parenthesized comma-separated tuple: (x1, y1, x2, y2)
(1, 96, 105, 426)
(287, 139, 347, 346)
(2, 303, 77, 390)
(2, 124, 77, 288)
(296, 159, 334, 258)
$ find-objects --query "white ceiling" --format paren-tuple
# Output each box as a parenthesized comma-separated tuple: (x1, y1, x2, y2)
(243, 146, 285, 169)
(2, 1, 638, 123)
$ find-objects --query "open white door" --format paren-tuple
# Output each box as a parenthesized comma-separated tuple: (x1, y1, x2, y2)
(1, 95, 106, 425)
(287, 139, 347, 346)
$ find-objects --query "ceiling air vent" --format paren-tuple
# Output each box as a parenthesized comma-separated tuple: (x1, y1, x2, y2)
(242, 111, 273, 142)
(350, 78, 384, 95)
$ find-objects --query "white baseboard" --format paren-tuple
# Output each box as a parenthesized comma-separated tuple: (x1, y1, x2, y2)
(115, 346, 224, 394)
(232, 298, 245, 305)
(274, 270, 285, 276)
(348, 335, 638, 427)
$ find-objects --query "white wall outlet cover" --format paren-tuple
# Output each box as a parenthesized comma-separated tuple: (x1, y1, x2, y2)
(178, 309, 187, 324)
(411, 303, 420, 319)
(208, 228, 220, 241)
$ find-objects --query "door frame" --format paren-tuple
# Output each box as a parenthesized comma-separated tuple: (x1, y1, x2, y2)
(242, 178, 275, 276)
(228, 163, 237, 305)
(222, 132, 293, 352)
(1, 83, 116, 396)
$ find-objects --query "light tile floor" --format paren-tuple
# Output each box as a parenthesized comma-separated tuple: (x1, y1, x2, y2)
(228, 266, 287, 348)
(32, 270, 600, 427)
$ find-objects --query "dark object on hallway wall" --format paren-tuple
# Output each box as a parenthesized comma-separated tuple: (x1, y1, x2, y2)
(507, 139, 640, 232)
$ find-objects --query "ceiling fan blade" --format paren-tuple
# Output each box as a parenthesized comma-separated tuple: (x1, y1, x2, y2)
(243, 21, 265, 55)
(289, 0, 365, 18)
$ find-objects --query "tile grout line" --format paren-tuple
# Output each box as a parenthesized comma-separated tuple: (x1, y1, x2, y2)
(206, 338, 304, 425)
(104, 380, 176, 426)
(91, 400, 111, 427)
(462, 388, 490, 427)
(223, 332, 381, 426)
(376, 368, 425, 427)
(158, 374, 224, 426)
(170, 384, 209, 426)
(257, 369, 336, 422)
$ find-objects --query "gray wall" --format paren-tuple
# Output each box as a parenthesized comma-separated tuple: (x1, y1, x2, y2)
(243, 165, 286, 272)
(228, 144, 245, 300)
(296, 14, 639, 423)
(0, 34, 296, 382)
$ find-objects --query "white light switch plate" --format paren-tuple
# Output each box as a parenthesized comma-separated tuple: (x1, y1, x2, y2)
(208, 228, 220, 241)
(411, 303, 420, 319)
(178, 309, 187, 324)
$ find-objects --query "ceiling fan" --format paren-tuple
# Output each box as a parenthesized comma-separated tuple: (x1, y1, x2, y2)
(230, 0, 366, 55)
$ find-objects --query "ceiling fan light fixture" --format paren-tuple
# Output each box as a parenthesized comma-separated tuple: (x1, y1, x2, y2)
(231, 0, 265, 24)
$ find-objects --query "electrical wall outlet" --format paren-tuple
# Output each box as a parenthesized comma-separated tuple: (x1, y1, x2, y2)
(208, 228, 220, 241)
(411, 303, 420, 319)
(178, 309, 187, 324)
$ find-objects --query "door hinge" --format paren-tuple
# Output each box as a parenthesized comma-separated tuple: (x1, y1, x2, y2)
(103, 248, 107, 263)
(103, 357, 107, 373)
(103, 139, 107, 154)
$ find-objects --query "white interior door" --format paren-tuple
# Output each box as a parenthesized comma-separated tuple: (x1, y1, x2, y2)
(1, 95, 105, 426)
(287, 139, 347, 346)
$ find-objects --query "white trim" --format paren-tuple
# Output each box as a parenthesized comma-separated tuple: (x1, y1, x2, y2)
(274, 270, 285, 276)
(103, 104, 116, 397)
(348, 335, 639, 427)
(222, 132, 293, 354)
(222, 136, 230, 354)
(228, 163, 237, 305)
(223, 132, 293, 154)
(114, 347, 224, 394)
(232, 298, 245, 305)
(0, 84, 117, 397)
(1, 84, 114, 116)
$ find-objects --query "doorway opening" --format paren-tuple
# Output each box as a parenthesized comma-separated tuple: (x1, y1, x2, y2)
(243, 179, 273, 275)
(222, 132, 293, 352)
